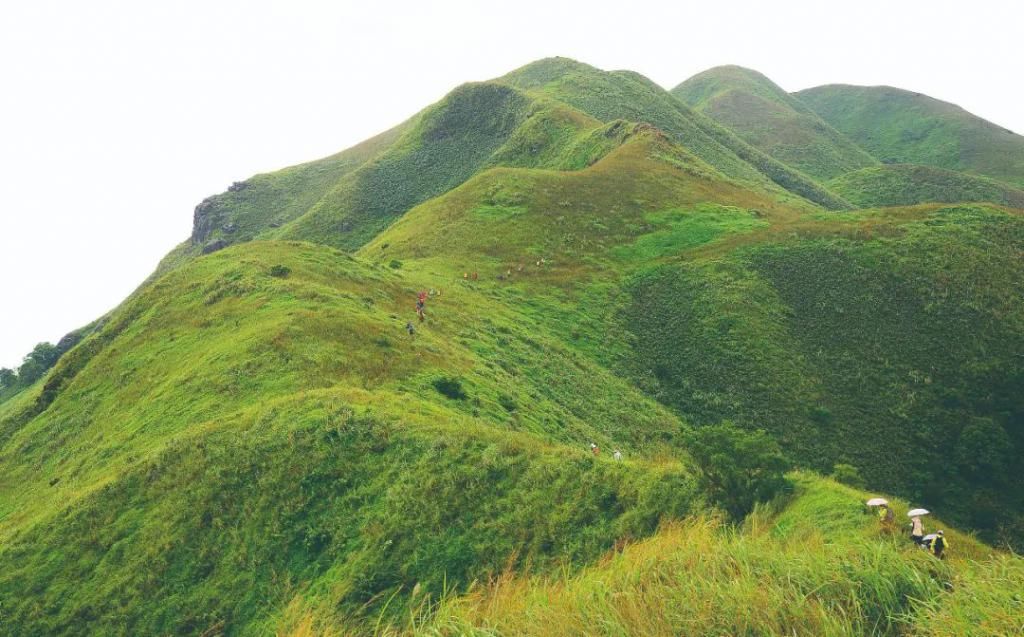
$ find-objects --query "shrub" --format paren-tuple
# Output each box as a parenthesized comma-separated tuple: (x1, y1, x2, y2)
(497, 393, 517, 412)
(683, 422, 790, 520)
(433, 376, 468, 400)
(389, 259, 403, 269)
(269, 264, 291, 278)
(831, 463, 866, 488)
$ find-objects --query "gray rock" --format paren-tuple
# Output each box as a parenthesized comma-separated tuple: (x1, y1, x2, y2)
(202, 239, 228, 255)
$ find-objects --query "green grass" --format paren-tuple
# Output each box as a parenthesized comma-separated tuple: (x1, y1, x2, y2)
(282, 476, 1020, 636)
(796, 84, 1024, 189)
(500, 57, 851, 209)
(827, 163, 1024, 208)
(3, 57, 1024, 636)
(617, 205, 1024, 547)
(672, 65, 879, 181)
(611, 203, 769, 260)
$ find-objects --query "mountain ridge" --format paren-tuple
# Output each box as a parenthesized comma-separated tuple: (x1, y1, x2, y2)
(2, 56, 1022, 636)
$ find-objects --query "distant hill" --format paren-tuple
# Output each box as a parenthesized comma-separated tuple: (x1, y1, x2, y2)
(672, 65, 878, 180)
(796, 84, 1024, 188)
(828, 163, 1024, 208)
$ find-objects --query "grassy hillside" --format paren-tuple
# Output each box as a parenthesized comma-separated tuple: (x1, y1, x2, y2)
(182, 58, 848, 271)
(828, 163, 1024, 208)
(0, 240, 702, 635)
(672, 65, 878, 180)
(796, 84, 1024, 188)
(617, 204, 1024, 545)
(4, 57, 1024, 636)
(500, 58, 851, 210)
(189, 124, 408, 254)
(283, 475, 1022, 636)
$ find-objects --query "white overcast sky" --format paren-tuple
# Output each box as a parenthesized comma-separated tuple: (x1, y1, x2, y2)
(1, 0, 1022, 368)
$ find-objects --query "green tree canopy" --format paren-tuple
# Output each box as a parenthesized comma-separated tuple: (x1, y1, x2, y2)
(684, 422, 791, 519)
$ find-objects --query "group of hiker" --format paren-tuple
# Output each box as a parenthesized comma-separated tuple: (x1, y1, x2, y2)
(870, 500, 948, 559)
(590, 442, 623, 461)
(405, 289, 439, 336)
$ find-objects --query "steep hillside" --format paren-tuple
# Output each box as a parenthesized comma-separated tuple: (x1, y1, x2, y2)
(176, 58, 848, 274)
(672, 65, 878, 180)
(4, 57, 1024, 636)
(500, 58, 851, 209)
(189, 123, 408, 255)
(0, 241, 698, 635)
(368, 145, 1024, 548)
(309, 475, 1021, 636)
(616, 204, 1024, 544)
(796, 84, 1024, 188)
(828, 163, 1024, 208)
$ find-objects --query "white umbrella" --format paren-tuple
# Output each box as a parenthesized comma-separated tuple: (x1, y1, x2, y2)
(921, 533, 938, 542)
(907, 508, 930, 517)
(866, 498, 888, 506)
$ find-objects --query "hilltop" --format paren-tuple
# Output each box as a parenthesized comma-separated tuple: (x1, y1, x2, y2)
(672, 65, 878, 180)
(1, 57, 1022, 636)
(796, 83, 1024, 188)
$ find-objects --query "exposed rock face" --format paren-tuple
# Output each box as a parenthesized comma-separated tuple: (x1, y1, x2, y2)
(191, 197, 220, 244)
(201, 239, 227, 254)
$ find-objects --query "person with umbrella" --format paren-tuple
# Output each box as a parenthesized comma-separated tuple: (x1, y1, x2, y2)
(866, 498, 894, 530)
(923, 530, 948, 558)
(907, 508, 929, 546)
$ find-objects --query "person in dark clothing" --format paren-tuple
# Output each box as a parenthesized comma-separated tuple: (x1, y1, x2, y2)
(405, 321, 416, 337)
(928, 530, 948, 559)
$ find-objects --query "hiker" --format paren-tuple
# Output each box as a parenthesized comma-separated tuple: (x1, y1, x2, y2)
(590, 442, 600, 456)
(613, 449, 622, 461)
(927, 531, 948, 559)
(405, 321, 416, 336)
(878, 503, 895, 527)
(909, 516, 925, 545)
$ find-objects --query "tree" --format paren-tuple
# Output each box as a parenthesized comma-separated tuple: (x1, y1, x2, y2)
(0, 367, 16, 389)
(956, 418, 1013, 485)
(684, 422, 791, 520)
(17, 342, 60, 385)
(831, 463, 866, 489)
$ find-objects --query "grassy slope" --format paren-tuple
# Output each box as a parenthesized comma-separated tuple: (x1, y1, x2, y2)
(828, 163, 1024, 208)
(190, 124, 408, 251)
(288, 475, 1022, 636)
(671, 65, 878, 181)
(618, 204, 1024, 545)
(4, 58, 1024, 636)
(796, 84, 1024, 188)
(365, 135, 1024, 547)
(498, 57, 851, 210)
(0, 240, 701, 636)
(373, 129, 1023, 547)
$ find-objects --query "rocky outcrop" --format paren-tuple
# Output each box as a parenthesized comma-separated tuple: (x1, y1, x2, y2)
(201, 239, 228, 254)
(191, 196, 220, 244)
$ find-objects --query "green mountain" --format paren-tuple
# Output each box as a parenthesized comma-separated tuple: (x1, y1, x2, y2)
(796, 84, 1024, 188)
(671, 65, 878, 180)
(2, 58, 1023, 636)
(828, 163, 1024, 208)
